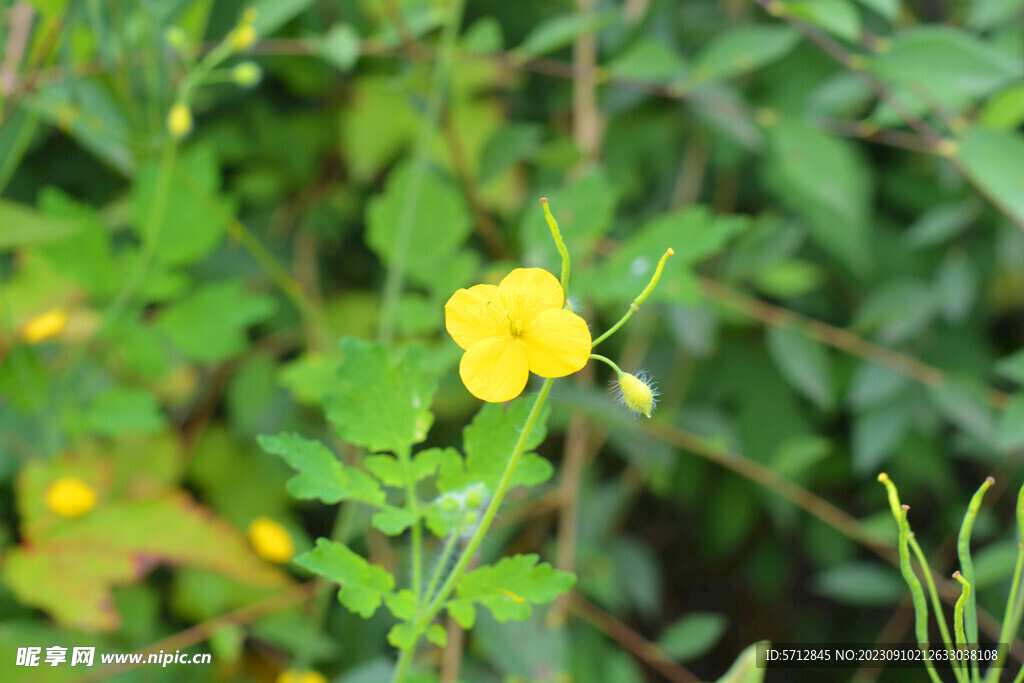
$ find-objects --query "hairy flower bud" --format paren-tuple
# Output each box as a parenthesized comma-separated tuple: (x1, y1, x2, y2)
(615, 371, 658, 418)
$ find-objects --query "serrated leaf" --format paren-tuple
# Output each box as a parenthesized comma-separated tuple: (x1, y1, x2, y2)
(365, 448, 446, 488)
(257, 433, 384, 506)
(446, 554, 575, 627)
(385, 589, 416, 620)
(324, 338, 437, 454)
(436, 398, 552, 496)
(766, 327, 833, 410)
(690, 25, 800, 86)
(371, 506, 417, 535)
(997, 393, 1024, 452)
(388, 623, 419, 650)
(514, 10, 617, 60)
(295, 539, 394, 618)
(658, 612, 728, 662)
(155, 280, 276, 364)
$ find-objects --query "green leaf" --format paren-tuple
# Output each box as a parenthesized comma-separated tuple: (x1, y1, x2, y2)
(995, 349, 1024, 385)
(294, 539, 394, 618)
(715, 642, 767, 683)
(385, 589, 417, 620)
(277, 352, 343, 406)
(318, 23, 360, 71)
(155, 280, 276, 364)
(577, 206, 747, 305)
(979, 83, 1024, 131)
(930, 378, 995, 444)
(869, 28, 1018, 114)
(784, 1, 861, 42)
(257, 433, 384, 506)
(847, 362, 910, 409)
(852, 403, 907, 474)
(249, 0, 317, 36)
(958, 127, 1024, 228)
(904, 202, 977, 248)
(324, 338, 437, 454)
(753, 259, 823, 298)
(658, 612, 729, 662)
(764, 118, 872, 275)
(606, 38, 687, 82)
(132, 145, 233, 266)
(388, 623, 419, 650)
(0, 198, 81, 251)
(365, 448, 446, 487)
(513, 10, 617, 60)
(446, 554, 575, 627)
(766, 327, 833, 410)
(81, 387, 166, 437)
(968, 0, 1024, 30)
(436, 398, 552, 496)
(366, 163, 473, 296)
(973, 540, 1020, 589)
(371, 506, 417, 535)
(996, 393, 1024, 452)
(853, 0, 898, 20)
(479, 123, 543, 183)
(770, 435, 832, 478)
(690, 25, 800, 86)
(812, 561, 904, 605)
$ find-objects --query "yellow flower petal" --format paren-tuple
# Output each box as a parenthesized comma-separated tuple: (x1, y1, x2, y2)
(459, 337, 529, 402)
(522, 308, 592, 378)
(444, 284, 504, 350)
(499, 268, 564, 311)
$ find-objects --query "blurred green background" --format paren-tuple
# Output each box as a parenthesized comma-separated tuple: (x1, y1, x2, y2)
(2, 0, 1024, 681)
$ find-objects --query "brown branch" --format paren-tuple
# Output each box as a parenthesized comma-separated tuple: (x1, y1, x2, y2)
(569, 594, 701, 683)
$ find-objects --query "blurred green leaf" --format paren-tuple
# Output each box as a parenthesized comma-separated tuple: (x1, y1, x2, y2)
(295, 539, 394, 618)
(853, 0, 898, 20)
(958, 127, 1024, 228)
(446, 554, 575, 628)
(690, 24, 800, 86)
(81, 386, 166, 438)
(324, 338, 437, 454)
(847, 362, 910, 409)
(658, 611, 729, 662)
(784, 1, 861, 42)
(155, 280, 276, 363)
(995, 349, 1024, 385)
(812, 561, 904, 605)
(513, 10, 618, 60)
(606, 38, 687, 82)
(904, 202, 977, 248)
(715, 641, 767, 683)
(996, 393, 1024, 452)
(318, 23, 360, 71)
(0, 198, 81, 251)
(930, 378, 995, 444)
(852, 403, 907, 475)
(968, 0, 1024, 30)
(979, 84, 1024, 131)
(766, 327, 833, 410)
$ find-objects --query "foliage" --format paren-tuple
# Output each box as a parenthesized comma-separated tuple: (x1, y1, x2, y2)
(1, 0, 1024, 681)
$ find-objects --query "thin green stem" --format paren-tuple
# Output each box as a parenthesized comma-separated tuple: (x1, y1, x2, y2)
(953, 572, 971, 669)
(391, 379, 555, 683)
(1015, 663, 1024, 683)
(540, 198, 570, 293)
(589, 353, 623, 376)
(591, 248, 674, 348)
(422, 527, 461, 608)
(378, 0, 466, 344)
(911, 535, 967, 683)
(960, 477, 995, 682)
(398, 446, 423, 603)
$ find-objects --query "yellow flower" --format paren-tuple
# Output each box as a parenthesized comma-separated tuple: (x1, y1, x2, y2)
(248, 516, 295, 564)
(21, 308, 68, 344)
(230, 24, 257, 51)
(445, 268, 591, 402)
(167, 103, 193, 138)
(45, 476, 97, 518)
(276, 671, 327, 683)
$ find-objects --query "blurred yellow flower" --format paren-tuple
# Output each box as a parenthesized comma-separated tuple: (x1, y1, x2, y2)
(276, 670, 327, 683)
(167, 103, 193, 138)
(21, 308, 68, 344)
(248, 516, 295, 564)
(230, 24, 257, 51)
(45, 477, 97, 518)
(445, 268, 591, 402)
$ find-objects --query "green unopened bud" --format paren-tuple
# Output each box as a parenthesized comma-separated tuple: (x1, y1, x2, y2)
(439, 495, 460, 513)
(165, 27, 189, 51)
(230, 24, 257, 51)
(462, 511, 478, 527)
(616, 371, 657, 418)
(465, 486, 484, 509)
(232, 61, 263, 88)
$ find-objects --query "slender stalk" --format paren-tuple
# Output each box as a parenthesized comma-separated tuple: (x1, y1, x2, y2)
(589, 353, 623, 375)
(911, 535, 967, 683)
(953, 571, 971, 661)
(423, 527, 461, 608)
(591, 248, 674, 348)
(960, 477, 995, 681)
(540, 198, 571, 293)
(396, 446, 423, 604)
(378, 0, 466, 343)
(391, 379, 554, 683)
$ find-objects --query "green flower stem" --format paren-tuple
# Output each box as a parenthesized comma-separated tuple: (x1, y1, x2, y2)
(959, 477, 994, 682)
(589, 353, 623, 376)
(1015, 664, 1024, 683)
(910, 535, 967, 683)
(422, 526, 462, 608)
(397, 446, 424, 604)
(986, 481, 1024, 683)
(378, 0, 466, 344)
(591, 247, 674, 348)
(878, 475, 942, 683)
(540, 198, 571, 293)
(952, 572, 971, 654)
(391, 378, 555, 683)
